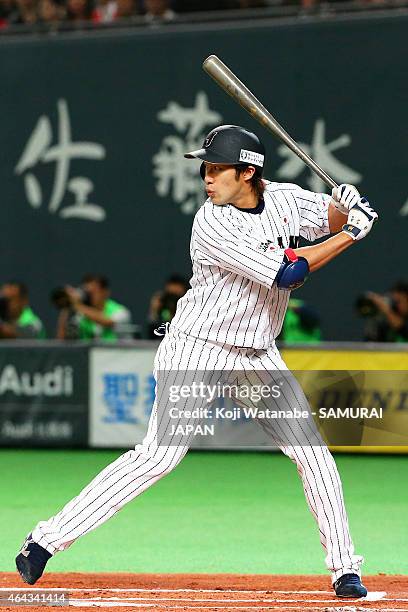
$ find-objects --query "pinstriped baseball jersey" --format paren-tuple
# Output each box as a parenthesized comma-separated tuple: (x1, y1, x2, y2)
(26, 176, 364, 587)
(171, 181, 331, 348)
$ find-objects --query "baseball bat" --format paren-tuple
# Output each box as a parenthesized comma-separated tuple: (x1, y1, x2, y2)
(202, 55, 338, 190)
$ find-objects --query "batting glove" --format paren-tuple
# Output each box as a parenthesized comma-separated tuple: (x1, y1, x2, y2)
(342, 198, 378, 241)
(331, 184, 361, 215)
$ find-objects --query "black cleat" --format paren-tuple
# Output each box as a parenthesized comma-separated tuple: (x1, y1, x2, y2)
(15, 534, 52, 585)
(334, 573, 368, 598)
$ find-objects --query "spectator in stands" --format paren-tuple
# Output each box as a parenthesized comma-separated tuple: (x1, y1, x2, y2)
(56, 274, 133, 341)
(8, 0, 38, 24)
(66, 0, 94, 21)
(0, 0, 18, 26)
(359, 281, 408, 342)
(92, 0, 115, 21)
(142, 0, 176, 22)
(279, 298, 322, 344)
(38, 0, 65, 25)
(93, 0, 137, 22)
(114, 0, 137, 19)
(147, 274, 189, 338)
(0, 281, 45, 339)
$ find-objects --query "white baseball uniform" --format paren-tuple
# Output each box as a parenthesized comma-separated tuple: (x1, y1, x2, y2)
(31, 181, 363, 582)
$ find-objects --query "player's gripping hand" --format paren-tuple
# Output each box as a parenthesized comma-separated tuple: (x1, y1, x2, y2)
(342, 198, 378, 241)
(331, 184, 361, 215)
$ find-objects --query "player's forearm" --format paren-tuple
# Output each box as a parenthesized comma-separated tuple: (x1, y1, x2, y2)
(294, 232, 354, 273)
(328, 203, 347, 234)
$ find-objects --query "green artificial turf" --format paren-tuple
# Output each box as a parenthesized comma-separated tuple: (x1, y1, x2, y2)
(1, 450, 407, 575)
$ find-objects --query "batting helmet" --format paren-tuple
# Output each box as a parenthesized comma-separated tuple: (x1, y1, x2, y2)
(184, 125, 266, 179)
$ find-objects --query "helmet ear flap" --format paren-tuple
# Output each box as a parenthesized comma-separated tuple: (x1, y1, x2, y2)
(200, 162, 206, 180)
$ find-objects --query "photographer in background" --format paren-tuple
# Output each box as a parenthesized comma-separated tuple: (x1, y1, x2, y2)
(356, 281, 408, 342)
(56, 274, 132, 341)
(147, 274, 189, 339)
(0, 281, 45, 339)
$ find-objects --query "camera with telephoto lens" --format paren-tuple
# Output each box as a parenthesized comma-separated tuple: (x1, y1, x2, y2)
(50, 287, 92, 310)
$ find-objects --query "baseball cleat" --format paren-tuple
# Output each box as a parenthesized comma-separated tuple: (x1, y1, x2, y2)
(15, 534, 52, 585)
(334, 573, 368, 598)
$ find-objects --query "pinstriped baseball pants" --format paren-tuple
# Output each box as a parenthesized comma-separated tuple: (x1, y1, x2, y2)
(32, 328, 363, 582)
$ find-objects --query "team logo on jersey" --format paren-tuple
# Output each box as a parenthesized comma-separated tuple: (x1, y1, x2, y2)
(239, 149, 264, 167)
(257, 239, 275, 252)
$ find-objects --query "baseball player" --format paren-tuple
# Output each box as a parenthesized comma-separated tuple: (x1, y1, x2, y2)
(16, 125, 377, 598)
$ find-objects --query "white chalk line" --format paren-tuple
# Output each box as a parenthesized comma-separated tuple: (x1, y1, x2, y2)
(0, 588, 390, 603)
(66, 605, 320, 610)
(1, 587, 399, 609)
(0, 587, 333, 594)
(0, 587, 392, 603)
(68, 607, 408, 612)
(0, 587, 387, 596)
(64, 596, 373, 603)
(65, 596, 391, 604)
(68, 604, 408, 611)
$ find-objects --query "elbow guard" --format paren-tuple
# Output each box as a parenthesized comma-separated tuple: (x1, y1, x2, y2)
(276, 249, 309, 290)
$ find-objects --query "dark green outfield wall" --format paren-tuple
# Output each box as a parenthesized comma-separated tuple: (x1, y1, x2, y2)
(1, 13, 406, 339)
